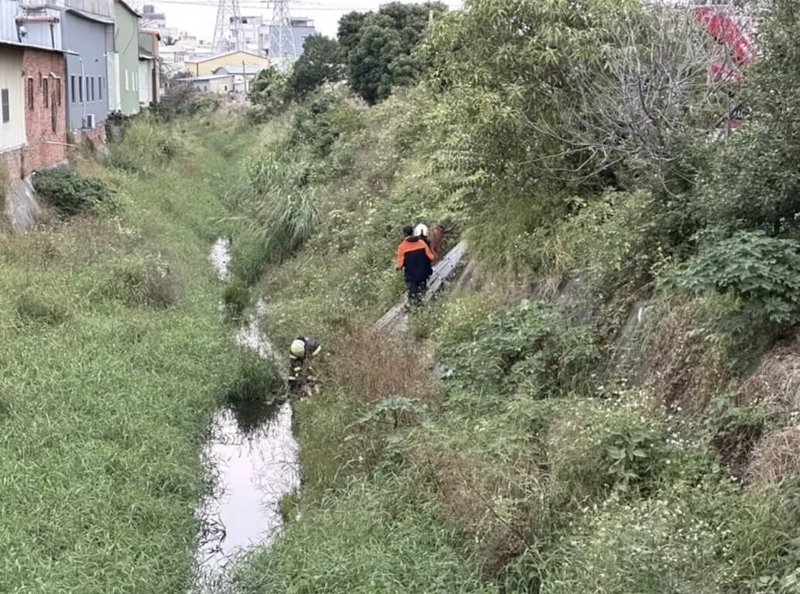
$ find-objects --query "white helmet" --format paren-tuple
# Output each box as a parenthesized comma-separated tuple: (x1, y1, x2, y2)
(290, 339, 306, 357)
(414, 223, 429, 238)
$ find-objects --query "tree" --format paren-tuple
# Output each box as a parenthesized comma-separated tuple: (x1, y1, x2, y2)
(286, 35, 345, 100)
(337, 2, 447, 104)
(248, 67, 289, 113)
(561, 4, 740, 191)
(698, 0, 800, 235)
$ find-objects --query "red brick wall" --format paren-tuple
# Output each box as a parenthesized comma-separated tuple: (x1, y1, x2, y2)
(21, 49, 68, 176)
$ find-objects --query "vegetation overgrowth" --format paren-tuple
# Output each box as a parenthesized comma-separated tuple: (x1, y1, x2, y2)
(7, 0, 800, 591)
(0, 113, 264, 593)
(224, 0, 800, 592)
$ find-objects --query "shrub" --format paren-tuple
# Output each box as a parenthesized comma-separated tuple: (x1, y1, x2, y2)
(674, 231, 800, 327)
(540, 481, 800, 594)
(155, 83, 220, 122)
(546, 396, 666, 499)
(32, 168, 113, 217)
(440, 300, 601, 404)
(289, 93, 364, 160)
(225, 346, 284, 404)
(103, 254, 184, 308)
(109, 115, 187, 173)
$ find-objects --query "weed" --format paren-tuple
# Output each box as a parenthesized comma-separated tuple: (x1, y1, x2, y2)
(222, 280, 250, 321)
(103, 254, 185, 308)
(15, 292, 70, 325)
(225, 347, 285, 404)
(233, 476, 496, 594)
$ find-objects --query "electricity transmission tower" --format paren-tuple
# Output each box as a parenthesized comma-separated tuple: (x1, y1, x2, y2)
(270, 0, 296, 65)
(213, 0, 242, 53)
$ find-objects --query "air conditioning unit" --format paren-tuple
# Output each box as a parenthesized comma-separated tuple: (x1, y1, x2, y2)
(84, 113, 95, 129)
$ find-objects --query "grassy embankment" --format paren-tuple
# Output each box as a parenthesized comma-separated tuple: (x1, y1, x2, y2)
(0, 112, 267, 593)
(225, 79, 800, 592)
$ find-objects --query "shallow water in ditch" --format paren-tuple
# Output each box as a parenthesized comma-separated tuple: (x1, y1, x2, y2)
(192, 238, 300, 590)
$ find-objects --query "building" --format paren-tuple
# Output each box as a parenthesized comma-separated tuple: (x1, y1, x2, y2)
(111, 0, 141, 116)
(0, 0, 68, 180)
(184, 50, 270, 78)
(219, 15, 316, 64)
(211, 64, 260, 94)
(57, 2, 113, 140)
(138, 29, 160, 107)
(174, 74, 233, 95)
(140, 4, 166, 30)
(263, 17, 316, 62)
(159, 33, 214, 76)
(0, 44, 27, 178)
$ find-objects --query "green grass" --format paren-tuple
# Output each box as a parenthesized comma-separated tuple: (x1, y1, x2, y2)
(0, 115, 257, 593)
(233, 475, 497, 594)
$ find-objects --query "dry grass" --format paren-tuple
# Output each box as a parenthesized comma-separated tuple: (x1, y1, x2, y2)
(329, 328, 442, 406)
(631, 299, 731, 414)
(746, 425, 800, 485)
(413, 434, 546, 574)
(740, 345, 800, 411)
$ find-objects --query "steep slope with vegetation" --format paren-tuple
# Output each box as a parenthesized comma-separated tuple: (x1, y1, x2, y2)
(226, 0, 800, 592)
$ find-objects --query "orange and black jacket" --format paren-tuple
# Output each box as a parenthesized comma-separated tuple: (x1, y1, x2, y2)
(396, 237, 435, 284)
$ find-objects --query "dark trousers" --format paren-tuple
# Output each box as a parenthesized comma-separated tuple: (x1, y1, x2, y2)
(407, 280, 427, 307)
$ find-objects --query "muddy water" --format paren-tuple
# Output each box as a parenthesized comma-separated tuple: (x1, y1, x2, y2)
(193, 239, 300, 590)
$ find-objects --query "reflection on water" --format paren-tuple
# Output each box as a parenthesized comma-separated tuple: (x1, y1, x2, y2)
(194, 239, 299, 591)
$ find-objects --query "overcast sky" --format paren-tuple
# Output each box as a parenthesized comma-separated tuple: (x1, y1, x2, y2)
(152, 0, 463, 41)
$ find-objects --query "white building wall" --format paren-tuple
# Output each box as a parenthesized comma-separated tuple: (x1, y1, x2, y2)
(138, 59, 150, 105)
(107, 51, 120, 111)
(0, 48, 26, 151)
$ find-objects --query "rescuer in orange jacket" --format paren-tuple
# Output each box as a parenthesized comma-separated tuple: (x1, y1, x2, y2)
(396, 225, 436, 307)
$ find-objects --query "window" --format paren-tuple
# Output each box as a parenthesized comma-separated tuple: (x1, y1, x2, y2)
(99, 77, 103, 101)
(51, 95, 57, 133)
(71, 75, 76, 103)
(56, 78, 62, 107)
(78, 76, 83, 102)
(42, 77, 49, 108)
(27, 78, 34, 110)
(125, 70, 129, 92)
(85, 77, 90, 102)
(90, 77, 95, 102)
(1, 89, 9, 123)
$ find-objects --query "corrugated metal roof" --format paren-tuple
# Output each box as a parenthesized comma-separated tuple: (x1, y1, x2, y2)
(65, 7, 114, 24)
(213, 65, 263, 75)
(0, 40, 65, 54)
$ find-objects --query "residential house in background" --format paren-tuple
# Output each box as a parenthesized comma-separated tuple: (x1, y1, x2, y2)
(0, 0, 68, 180)
(184, 50, 270, 78)
(211, 64, 259, 94)
(173, 73, 233, 95)
(138, 29, 160, 107)
(111, 0, 141, 116)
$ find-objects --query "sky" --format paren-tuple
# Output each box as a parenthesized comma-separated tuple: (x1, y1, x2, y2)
(148, 0, 463, 41)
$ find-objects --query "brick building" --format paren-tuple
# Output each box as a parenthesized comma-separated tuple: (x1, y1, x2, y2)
(0, 42, 67, 180)
(21, 46, 68, 175)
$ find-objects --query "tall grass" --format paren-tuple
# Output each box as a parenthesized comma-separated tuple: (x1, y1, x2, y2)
(0, 115, 258, 593)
